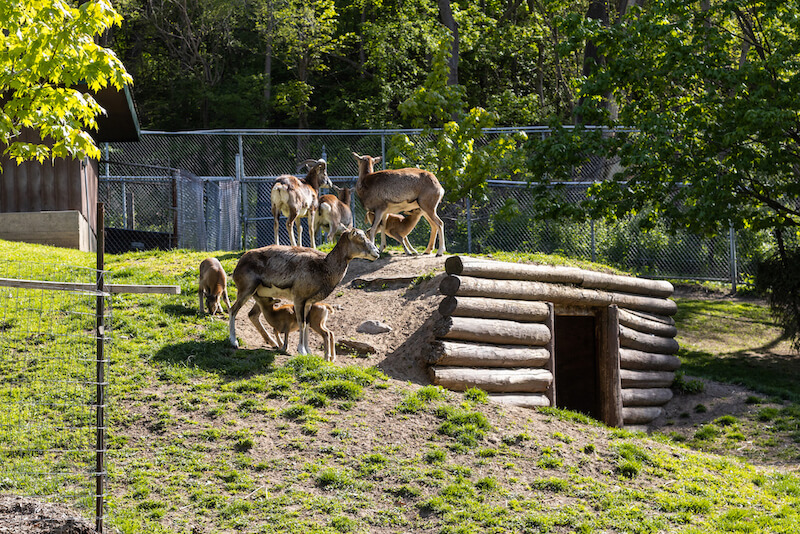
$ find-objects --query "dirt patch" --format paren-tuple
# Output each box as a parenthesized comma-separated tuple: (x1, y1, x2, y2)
(0, 496, 97, 534)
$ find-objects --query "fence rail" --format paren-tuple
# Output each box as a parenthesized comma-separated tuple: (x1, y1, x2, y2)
(99, 129, 785, 285)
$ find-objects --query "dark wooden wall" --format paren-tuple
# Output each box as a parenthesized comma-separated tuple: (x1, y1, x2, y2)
(1, 129, 98, 232)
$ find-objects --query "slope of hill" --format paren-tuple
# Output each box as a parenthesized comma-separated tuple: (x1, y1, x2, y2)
(1, 240, 799, 534)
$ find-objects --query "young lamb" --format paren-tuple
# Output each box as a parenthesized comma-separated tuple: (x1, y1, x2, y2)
(249, 298, 335, 361)
(365, 208, 424, 255)
(228, 228, 380, 353)
(315, 187, 353, 243)
(198, 257, 231, 315)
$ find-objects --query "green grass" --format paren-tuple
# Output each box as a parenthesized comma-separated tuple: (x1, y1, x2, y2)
(2, 239, 800, 533)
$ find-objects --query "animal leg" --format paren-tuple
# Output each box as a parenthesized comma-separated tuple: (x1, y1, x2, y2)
(401, 235, 418, 255)
(273, 206, 281, 246)
(198, 287, 205, 314)
(228, 281, 259, 348)
(367, 207, 387, 244)
(286, 215, 298, 247)
(222, 287, 231, 312)
(247, 299, 281, 348)
(308, 212, 317, 249)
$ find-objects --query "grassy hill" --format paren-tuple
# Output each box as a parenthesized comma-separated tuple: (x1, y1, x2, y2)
(0, 239, 799, 534)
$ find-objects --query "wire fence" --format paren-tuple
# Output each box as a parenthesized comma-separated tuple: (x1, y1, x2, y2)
(98, 129, 784, 284)
(0, 260, 110, 532)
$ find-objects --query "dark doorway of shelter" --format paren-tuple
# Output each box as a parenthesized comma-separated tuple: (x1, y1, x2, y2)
(554, 315, 600, 420)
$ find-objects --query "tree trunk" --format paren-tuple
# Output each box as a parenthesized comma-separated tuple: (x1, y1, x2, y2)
(438, 0, 459, 86)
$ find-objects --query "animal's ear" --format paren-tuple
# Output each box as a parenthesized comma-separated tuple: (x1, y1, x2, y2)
(351, 152, 360, 160)
(374, 156, 382, 165)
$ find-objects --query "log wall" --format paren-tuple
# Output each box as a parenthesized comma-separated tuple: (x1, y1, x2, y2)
(431, 256, 679, 428)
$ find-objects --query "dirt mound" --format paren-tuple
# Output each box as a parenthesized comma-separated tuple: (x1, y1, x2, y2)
(235, 252, 448, 384)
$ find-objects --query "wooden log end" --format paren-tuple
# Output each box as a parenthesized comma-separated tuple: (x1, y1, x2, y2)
(445, 256, 466, 275)
(439, 275, 461, 296)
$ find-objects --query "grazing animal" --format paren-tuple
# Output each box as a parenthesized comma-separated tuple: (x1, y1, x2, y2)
(316, 187, 353, 242)
(352, 152, 446, 256)
(249, 298, 335, 361)
(198, 257, 231, 315)
(365, 208, 424, 255)
(271, 158, 331, 248)
(228, 228, 380, 353)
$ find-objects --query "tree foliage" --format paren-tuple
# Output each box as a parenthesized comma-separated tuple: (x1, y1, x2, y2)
(526, 0, 800, 237)
(1, 0, 131, 162)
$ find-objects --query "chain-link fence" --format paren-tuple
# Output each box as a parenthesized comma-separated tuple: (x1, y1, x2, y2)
(0, 260, 111, 531)
(99, 129, 782, 284)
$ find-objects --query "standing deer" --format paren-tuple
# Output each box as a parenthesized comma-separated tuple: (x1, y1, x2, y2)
(352, 152, 446, 256)
(271, 159, 331, 248)
(228, 228, 380, 353)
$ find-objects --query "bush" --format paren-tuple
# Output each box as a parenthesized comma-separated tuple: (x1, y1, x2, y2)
(754, 247, 800, 350)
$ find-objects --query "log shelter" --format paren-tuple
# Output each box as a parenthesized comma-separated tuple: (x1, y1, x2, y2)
(431, 256, 680, 428)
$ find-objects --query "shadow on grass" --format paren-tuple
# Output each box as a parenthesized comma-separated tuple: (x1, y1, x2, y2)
(162, 304, 198, 317)
(680, 348, 800, 403)
(153, 339, 276, 378)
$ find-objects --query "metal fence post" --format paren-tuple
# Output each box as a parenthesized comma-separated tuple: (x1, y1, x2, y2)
(466, 196, 472, 254)
(95, 203, 106, 534)
(730, 224, 737, 292)
(591, 219, 596, 262)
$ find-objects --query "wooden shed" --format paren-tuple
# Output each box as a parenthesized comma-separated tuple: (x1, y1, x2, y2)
(430, 256, 680, 429)
(0, 85, 140, 251)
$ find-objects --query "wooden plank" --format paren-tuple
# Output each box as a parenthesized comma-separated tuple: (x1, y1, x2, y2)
(439, 275, 678, 316)
(621, 388, 674, 407)
(444, 256, 674, 298)
(623, 406, 663, 425)
(0, 278, 181, 295)
(619, 324, 680, 354)
(430, 366, 553, 393)
(620, 369, 675, 388)
(430, 340, 550, 367)
(619, 348, 681, 371)
(435, 316, 551, 346)
(487, 393, 551, 408)
(438, 295, 550, 322)
(618, 308, 678, 337)
(545, 302, 556, 407)
(598, 305, 623, 428)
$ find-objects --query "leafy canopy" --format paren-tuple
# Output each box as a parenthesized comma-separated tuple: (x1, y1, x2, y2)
(525, 0, 800, 236)
(0, 0, 131, 163)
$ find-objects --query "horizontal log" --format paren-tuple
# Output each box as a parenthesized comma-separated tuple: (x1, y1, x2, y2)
(623, 406, 663, 425)
(430, 366, 553, 393)
(430, 340, 550, 367)
(487, 393, 551, 408)
(618, 309, 678, 338)
(619, 325, 679, 354)
(438, 295, 550, 322)
(440, 275, 677, 316)
(619, 348, 681, 372)
(621, 388, 674, 407)
(445, 256, 674, 298)
(435, 316, 551, 346)
(620, 369, 676, 389)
